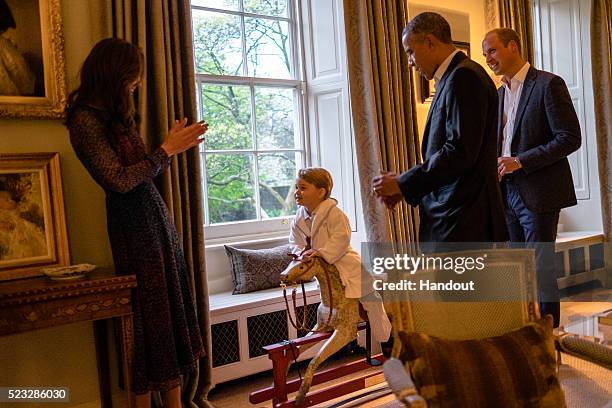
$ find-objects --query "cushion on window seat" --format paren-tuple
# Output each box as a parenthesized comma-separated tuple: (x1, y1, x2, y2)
(225, 244, 294, 294)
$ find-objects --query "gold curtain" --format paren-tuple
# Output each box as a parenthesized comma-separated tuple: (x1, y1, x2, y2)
(496, 0, 535, 65)
(343, 0, 420, 245)
(591, 0, 612, 241)
(109, 1, 214, 406)
(344, 0, 420, 358)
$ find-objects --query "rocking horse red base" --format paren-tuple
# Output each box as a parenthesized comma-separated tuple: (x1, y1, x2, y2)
(249, 321, 385, 407)
(249, 257, 386, 407)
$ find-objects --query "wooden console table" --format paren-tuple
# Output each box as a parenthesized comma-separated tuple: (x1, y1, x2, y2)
(0, 269, 136, 408)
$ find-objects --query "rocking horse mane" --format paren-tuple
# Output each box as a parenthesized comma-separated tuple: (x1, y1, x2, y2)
(282, 256, 348, 314)
(310, 256, 340, 279)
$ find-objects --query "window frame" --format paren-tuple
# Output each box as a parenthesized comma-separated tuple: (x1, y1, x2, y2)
(190, 0, 309, 241)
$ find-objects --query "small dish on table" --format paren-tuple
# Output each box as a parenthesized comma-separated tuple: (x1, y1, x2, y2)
(42, 264, 97, 281)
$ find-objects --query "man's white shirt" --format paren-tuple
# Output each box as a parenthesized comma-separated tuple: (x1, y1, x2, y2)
(501, 62, 531, 157)
(433, 49, 461, 89)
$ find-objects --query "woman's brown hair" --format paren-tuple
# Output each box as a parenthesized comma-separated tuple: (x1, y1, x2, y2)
(65, 38, 144, 127)
(297, 168, 334, 200)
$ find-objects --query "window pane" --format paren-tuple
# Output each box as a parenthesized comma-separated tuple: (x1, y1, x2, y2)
(255, 87, 297, 149)
(206, 154, 256, 223)
(195, 81, 202, 120)
(245, 18, 291, 78)
(258, 152, 300, 218)
(192, 0, 239, 11)
(193, 9, 243, 75)
(202, 84, 252, 150)
(244, 0, 288, 17)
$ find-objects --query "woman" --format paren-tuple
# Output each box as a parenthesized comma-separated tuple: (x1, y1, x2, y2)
(65, 38, 207, 408)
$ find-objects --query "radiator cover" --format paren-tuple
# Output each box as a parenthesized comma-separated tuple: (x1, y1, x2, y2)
(211, 320, 240, 368)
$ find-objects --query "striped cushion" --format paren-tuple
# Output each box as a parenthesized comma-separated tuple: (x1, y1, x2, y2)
(398, 315, 566, 407)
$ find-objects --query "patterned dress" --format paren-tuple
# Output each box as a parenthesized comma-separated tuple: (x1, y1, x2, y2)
(68, 106, 204, 394)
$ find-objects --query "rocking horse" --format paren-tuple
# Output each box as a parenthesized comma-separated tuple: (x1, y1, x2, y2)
(249, 254, 386, 407)
(279, 255, 363, 405)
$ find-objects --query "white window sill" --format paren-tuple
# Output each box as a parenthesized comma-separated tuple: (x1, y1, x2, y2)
(205, 231, 290, 251)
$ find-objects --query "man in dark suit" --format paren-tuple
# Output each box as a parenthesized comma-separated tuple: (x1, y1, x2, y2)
(372, 12, 508, 243)
(482, 28, 581, 327)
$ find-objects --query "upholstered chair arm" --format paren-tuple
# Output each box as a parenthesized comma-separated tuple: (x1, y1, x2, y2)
(383, 358, 428, 407)
(555, 334, 612, 370)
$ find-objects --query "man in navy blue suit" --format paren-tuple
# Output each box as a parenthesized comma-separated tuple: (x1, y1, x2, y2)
(372, 12, 508, 244)
(482, 28, 581, 327)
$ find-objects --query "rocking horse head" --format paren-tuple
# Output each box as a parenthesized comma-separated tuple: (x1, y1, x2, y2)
(280, 254, 320, 284)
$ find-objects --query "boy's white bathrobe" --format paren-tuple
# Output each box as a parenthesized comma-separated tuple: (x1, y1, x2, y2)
(289, 198, 391, 341)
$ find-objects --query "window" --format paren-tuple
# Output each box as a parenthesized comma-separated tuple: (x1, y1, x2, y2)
(191, 0, 305, 239)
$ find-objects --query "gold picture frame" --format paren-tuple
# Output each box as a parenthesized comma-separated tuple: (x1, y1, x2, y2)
(419, 41, 471, 103)
(0, 153, 70, 280)
(0, 0, 67, 119)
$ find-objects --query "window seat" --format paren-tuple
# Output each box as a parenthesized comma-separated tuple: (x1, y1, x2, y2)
(209, 281, 321, 385)
(554, 231, 606, 290)
(209, 281, 319, 318)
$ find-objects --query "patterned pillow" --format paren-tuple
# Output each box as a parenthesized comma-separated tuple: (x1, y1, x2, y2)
(225, 244, 294, 294)
(398, 315, 566, 408)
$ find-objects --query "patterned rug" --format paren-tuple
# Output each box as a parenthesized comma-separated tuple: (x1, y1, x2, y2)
(559, 354, 612, 408)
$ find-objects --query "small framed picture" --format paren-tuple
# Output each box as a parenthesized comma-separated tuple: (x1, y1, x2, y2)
(0, 153, 69, 280)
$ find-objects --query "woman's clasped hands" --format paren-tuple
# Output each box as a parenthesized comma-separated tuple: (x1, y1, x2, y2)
(161, 118, 209, 156)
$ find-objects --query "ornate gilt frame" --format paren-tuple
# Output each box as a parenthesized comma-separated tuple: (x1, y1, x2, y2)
(0, 0, 67, 119)
(0, 153, 70, 280)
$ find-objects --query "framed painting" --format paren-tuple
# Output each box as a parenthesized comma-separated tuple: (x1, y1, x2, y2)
(419, 41, 471, 103)
(0, 0, 66, 119)
(0, 153, 69, 280)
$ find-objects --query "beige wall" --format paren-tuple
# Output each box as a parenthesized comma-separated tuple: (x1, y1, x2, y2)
(408, 0, 492, 138)
(0, 1, 115, 407)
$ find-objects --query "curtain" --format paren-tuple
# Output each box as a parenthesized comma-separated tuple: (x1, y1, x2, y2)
(343, 0, 420, 245)
(343, 0, 420, 360)
(591, 0, 612, 241)
(109, 1, 214, 407)
(490, 0, 535, 65)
